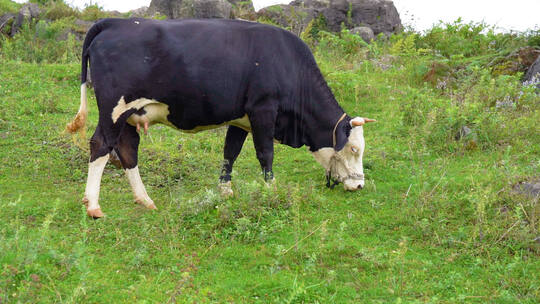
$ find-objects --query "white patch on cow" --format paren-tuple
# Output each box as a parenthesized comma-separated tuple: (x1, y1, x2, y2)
(84, 154, 110, 211)
(312, 122, 366, 191)
(126, 102, 174, 129)
(111, 97, 161, 123)
(125, 166, 156, 209)
(181, 115, 251, 133)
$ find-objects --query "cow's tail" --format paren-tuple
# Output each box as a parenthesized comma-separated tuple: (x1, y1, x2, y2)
(66, 20, 109, 136)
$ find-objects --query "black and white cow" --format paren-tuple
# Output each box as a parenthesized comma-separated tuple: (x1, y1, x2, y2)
(66, 18, 375, 218)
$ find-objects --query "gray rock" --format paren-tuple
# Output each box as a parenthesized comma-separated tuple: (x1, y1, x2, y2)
(129, 6, 149, 17)
(0, 13, 15, 34)
(258, 0, 401, 35)
(513, 179, 540, 199)
(10, 3, 41, 36)
(523, 56, 540, 90)
(149, 0, 232, 19)
(351, 26, 374, 43)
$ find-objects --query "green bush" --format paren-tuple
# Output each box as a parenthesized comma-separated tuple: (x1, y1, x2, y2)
(316, 27, 368, 59)
(80, 4, 110, 21)
(0, 19, 80, 63)
(44, 0, 79, 20)
(0, 0, 20, 14)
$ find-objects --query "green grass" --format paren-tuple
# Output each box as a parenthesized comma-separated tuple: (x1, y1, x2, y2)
(1, 23, 540, 302)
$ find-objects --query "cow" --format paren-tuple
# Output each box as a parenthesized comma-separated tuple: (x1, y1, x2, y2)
(66, 18, 375, 218)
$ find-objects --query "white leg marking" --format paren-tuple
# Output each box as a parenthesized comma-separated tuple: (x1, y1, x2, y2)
(125, 166, 156, 209)
(84, 154, 110, 215)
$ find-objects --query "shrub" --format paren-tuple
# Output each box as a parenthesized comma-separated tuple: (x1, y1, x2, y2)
(80, 4, 109, 21)
(44, 0, 79, 20)
(0, 19, 80, 63)
(0, 0, 21, 14)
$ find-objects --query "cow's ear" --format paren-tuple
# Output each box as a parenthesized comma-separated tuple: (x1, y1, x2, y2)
(334, 120, 352, 151)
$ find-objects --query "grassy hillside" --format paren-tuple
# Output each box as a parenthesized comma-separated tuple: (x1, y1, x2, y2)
(1, 6, 540, 303)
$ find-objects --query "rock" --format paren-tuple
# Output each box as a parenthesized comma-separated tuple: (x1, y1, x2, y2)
(513, 179, 540, 199)
(490, 46, 540, 77)
(149, 0, 232, 19)
(258, 0, 401, 35)
(10, 3, 41, 36)
(129, 6, 149, 17)
(351, 26, 374, 43)
(523, 56, 540, 90)
(0, 13, 15, 34)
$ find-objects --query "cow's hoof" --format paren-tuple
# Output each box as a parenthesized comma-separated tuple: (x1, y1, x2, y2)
(264, 178, 275, 188)
(87, 208, 105, 219)
(218, 181, 234, 197)
(136, 199, 157, 210)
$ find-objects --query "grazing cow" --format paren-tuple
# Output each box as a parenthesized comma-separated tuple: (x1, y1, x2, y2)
(66, 18, 375, 218)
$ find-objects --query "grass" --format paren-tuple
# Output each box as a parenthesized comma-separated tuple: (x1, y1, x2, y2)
(1, 21, 540, 302)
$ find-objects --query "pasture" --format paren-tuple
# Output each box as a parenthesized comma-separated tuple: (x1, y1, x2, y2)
(1, 22, 540, 302)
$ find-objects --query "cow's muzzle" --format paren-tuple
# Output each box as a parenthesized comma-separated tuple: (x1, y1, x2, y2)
(326, 172, 364, 191)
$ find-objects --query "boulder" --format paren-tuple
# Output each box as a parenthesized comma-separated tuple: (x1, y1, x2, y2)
(10, 3, 41, 36)
(148, 0, 232, 19)
(351, 26, 374, 43)
(258, 0, 401, 35)
(0, 13, 15, 35)
(129, 6, 149, 17)
(523, 56, 540, 90)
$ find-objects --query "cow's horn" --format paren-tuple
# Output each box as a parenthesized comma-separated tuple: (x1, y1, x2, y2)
(351, 117, 376, 127)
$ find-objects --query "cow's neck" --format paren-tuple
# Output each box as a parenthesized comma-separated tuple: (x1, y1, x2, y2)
(275, 66, 346, 151)
(304, 68, 346, 151)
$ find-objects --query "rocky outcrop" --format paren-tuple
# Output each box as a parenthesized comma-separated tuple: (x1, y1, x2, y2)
(0, 13, 15, 35)
(258, 0, 401, 36)
(128, 6, 149, 17)
(523, 56, 540, 90)
(10, 3, 41, 36)
(148, 0, 232, 19)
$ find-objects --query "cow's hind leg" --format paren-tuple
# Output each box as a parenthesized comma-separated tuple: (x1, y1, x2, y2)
(83, 125, 111, 218)
(115, 124, 156, 209)
(219, 126, 248, 196)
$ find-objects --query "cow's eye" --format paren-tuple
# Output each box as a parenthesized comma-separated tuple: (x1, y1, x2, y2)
(351, 147, 358, 153)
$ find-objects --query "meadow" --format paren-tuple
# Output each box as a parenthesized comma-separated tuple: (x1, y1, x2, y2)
(1, 4, 540, 302)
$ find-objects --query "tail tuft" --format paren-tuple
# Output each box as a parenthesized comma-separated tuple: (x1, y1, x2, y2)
(66, 83, 88, 142)
(66, 111, 87, 133)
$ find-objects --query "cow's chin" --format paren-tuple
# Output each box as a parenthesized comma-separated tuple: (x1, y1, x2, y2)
(343, 178, 364, 191)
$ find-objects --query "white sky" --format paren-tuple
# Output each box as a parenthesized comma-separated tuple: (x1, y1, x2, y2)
(14, 0, 540, 32)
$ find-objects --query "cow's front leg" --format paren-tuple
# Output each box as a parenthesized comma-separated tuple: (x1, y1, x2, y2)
(115, 124, 156, 209)
(83, 126, 111, 218)
(219, 126, 248, 196)
(247, 107, 277, 183)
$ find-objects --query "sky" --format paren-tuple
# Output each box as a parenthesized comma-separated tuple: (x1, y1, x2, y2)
(14, 0, 540, 32)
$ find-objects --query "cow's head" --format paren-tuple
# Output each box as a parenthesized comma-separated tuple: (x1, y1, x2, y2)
(312, 116, 375, 191)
